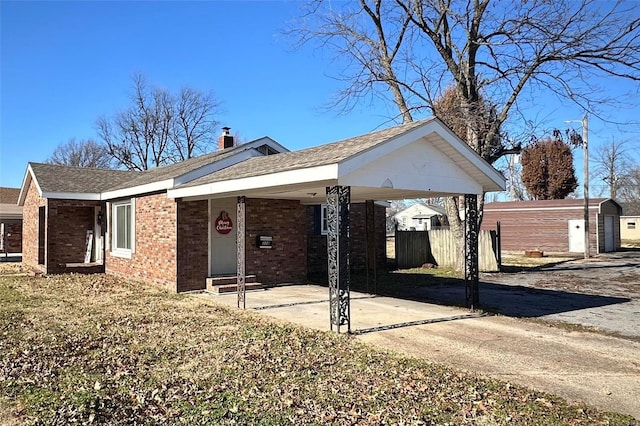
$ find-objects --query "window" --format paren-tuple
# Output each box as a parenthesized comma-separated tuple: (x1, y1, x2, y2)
(320, 204, 328, 235)
(628, 221, 636, 230)
(111, 199, 135, 257)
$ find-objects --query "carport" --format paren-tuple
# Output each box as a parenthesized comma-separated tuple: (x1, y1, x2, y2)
(169, 117, 505, 333)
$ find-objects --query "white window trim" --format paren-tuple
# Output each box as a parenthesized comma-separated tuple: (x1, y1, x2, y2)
(110, 198, 135, 258)
(628, 221, 636, 230)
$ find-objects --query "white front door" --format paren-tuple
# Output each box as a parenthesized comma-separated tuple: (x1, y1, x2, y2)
(210, 199, 237, 275)
(568, 219, 585, 253)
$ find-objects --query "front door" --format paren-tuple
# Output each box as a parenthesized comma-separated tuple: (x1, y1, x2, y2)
(210, 199, 237, 275)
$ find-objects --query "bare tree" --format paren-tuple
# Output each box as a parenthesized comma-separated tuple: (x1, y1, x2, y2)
(618, 166, 640, 215)
(170, 87, 221, 162)
(46, 138, 112, 168)
(290, 0, 640, 269)
(97, 75, 221, 171)
(592, 138, 633, 199)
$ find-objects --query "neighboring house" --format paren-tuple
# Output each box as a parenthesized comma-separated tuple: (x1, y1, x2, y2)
(19, 118, 505, 293)
(0, 187, 23, 253)
(393, 203, 446, 231)
(481, 198, 622, 254)
(620, 216, 640, 242)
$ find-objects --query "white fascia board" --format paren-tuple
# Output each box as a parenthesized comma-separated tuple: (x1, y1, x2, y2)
(168, 164, 338, 199)
(174, 149, 263, 186)
(43, 192, 102, 201)
(100, 179, 174, 200)
(17, 165, 38, 206)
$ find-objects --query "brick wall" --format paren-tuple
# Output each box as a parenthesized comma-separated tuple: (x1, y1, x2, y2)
(307, 203, 387, 281)
(246, 199, 307, 284)
(106, 193, 177, 290)
(176, 199, 208, 292)
(1, 220, 22, 253)
(47, 199, 100, 273)
(21, 179, 46, 269)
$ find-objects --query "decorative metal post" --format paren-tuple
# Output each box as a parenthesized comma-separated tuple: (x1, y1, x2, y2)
(326, 185, 351, 333)
(237, 196, 246, 309)
(464, 194, 479, 310)
(365, 200, 376, 293)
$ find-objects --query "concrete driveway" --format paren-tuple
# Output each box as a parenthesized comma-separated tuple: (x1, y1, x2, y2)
(204, 280, 640, 419)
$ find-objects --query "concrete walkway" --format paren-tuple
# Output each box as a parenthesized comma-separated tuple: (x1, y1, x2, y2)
(204, 285, 640, 419)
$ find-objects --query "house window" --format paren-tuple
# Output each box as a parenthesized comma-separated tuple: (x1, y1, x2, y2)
(628, 221, 636, 230)
(111, 199, 135, 257)
(321, 204, 328, 235)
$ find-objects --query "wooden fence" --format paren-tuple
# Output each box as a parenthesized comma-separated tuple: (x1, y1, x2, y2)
(395, 229, 499, 271)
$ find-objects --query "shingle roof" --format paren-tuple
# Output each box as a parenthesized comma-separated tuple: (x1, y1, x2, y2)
(105, 143, 251, 191)
(180, 118, 433, 188)
(0, 187, 20, 204)
(29, 163, 141, 194)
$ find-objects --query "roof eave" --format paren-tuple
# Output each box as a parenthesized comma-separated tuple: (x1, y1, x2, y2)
(101, 179, 175, 200)
(17, 164, 41, 206)
(168, 164, 339, 199)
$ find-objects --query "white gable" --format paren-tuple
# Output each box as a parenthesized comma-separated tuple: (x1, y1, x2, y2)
(340, 138, 483, 195)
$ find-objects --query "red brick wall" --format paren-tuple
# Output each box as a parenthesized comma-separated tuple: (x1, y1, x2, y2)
(21, 179, 46, 269)
(246, 199, 307, 284)
(1, 220, 22, 253)
(176, 199, 208, 292)
(47, 199, 100, 273)
(106, 193, 177, 290)
(307, 203, 387, 280)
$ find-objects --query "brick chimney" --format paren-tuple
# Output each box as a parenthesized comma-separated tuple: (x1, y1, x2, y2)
(218, 126, 234, 150)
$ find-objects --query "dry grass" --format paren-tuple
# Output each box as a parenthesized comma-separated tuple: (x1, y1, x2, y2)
(0, 270, 635, 425)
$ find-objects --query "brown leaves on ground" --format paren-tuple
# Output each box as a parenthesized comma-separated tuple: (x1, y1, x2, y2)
(0, 272, 635, 425)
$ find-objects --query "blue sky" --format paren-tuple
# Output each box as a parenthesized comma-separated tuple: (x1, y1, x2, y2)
(2, 1, 639, 197)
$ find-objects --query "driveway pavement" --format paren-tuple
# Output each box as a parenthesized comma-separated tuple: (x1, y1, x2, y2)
(204, 270, 640, 418)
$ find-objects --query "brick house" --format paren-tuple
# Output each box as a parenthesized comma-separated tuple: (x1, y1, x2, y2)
(19, 118, 505, 294)
(0, 187, 23, 254)
(481, 198, 622, 254)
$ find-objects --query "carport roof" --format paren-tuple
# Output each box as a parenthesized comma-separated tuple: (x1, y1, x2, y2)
(168, 117, 506, 202)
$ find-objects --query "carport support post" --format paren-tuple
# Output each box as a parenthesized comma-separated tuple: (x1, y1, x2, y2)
(365, 200, 377, 293)
(237, 196, 246, 309)
(464, 194, 480, 310)
(326, 185, 351, 333)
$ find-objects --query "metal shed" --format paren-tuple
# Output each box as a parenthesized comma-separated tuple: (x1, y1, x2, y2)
(481, 198, 622, 254)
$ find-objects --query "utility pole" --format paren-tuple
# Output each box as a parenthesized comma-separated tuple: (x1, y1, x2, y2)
(582, 114, 589, 259)
(565, 114, 590, 259)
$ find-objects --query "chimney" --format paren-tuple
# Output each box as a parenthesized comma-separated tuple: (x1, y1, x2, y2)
(218, 126, 234, 150)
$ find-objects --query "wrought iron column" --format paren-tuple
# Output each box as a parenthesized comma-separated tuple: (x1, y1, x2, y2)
(237, 196, 246, 309)
(464, 194, 479, 310)
(365, 200, 377, 294)
(326, 185, 351, 333)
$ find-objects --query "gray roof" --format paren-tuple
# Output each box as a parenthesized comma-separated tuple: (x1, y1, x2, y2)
(105, 143, 252, 191)
(29, 163, 140, 194)
(180, 118, 433, 188)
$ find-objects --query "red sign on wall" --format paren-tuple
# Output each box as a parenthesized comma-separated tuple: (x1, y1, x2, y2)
(215, 210, 233, 235)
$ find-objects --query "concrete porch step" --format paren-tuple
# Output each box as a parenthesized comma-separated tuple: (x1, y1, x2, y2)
(210, 282, 265, 294)
(205, 275, 263, 294)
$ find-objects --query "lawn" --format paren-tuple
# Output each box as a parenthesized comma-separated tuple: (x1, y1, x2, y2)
(0, 268, 635, 425)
